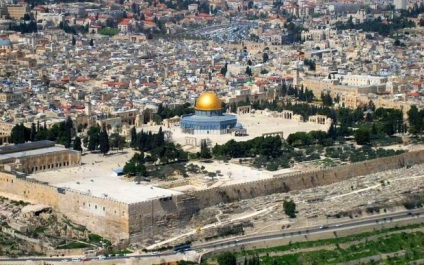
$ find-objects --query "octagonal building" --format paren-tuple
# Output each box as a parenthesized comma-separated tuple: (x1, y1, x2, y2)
(180, 91, 237, 135)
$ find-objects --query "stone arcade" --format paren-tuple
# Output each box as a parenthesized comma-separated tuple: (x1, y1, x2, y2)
(0, 141, 81, 174)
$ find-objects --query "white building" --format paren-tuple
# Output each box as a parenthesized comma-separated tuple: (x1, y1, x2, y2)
(36, 13, 64, 27)
(332, 74, 388, 87)
(394, 0, 407, 9)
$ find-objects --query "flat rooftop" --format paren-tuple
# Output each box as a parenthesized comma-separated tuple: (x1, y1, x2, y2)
(52, 176, 182, 204)
(0, 146, 69, 162)
(0, 140, 55, 155)
(27, 150, 182, 204)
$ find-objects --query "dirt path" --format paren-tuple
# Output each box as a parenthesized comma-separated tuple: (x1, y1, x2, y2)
(146, 204, 278, 250)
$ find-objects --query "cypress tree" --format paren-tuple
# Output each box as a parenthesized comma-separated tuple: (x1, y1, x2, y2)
(99, 129, 110, 155)
(88, 131, 99, 151)
(73, 136, 83, 153)
(157, 126, 165, 146)
(64, 116, 73, 148)
(30, 123, 36, 141)
(130, 127, 137, 148)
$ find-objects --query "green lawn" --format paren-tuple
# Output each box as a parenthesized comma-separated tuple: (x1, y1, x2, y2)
(259, 232, 424, 264)
(206, 223, 424, 264)
(239, 223, 424, 256)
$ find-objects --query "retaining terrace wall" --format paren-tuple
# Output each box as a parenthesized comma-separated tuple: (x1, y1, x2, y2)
(0, 172, 130, 243)
(179, 151, 424, 210)
(127, 150, 424, 243)
(2, 150, 424, 244)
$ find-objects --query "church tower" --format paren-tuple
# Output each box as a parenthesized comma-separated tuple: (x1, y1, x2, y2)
(293, 67, 299, 87)
(85, 100, 92, 116)
(135, 113, 143, 127)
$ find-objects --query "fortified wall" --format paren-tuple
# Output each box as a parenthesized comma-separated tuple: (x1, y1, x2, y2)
(177, 151, 423, 210)
(0, 174, 130, 242)
(127, 150, 424, 242)
(1, 150, 424, 244)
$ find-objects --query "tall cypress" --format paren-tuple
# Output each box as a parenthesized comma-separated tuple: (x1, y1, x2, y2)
(130, 127, 137, 148)
(30, 123, 36, 141)
(99, 129, 110, 155)
(73, 136, 83, 153)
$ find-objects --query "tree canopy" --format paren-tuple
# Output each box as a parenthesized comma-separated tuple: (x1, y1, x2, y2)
(283, 199, 296, 218)
(212, 135, 282, 159)
(216, 252, 237, 265)
(335, 15, 415, 37)
(11, 117, 74, 148)
(354, 127, 371, 145)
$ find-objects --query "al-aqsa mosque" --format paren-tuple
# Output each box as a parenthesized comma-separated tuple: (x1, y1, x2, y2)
(180, 91, 239, 135)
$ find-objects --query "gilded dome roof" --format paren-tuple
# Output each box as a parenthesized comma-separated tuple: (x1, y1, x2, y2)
(195, 91, 222, 111)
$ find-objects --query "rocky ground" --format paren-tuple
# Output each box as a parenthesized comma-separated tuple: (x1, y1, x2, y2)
(0, 196, 109, 258)
(148, 163, 424, 248)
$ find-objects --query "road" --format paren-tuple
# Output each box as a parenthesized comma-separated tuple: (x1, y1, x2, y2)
(194, 209, 424, 251)
(1, 209, 423, 263)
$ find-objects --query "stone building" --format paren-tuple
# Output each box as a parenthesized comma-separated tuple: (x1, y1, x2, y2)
(0, 35, 13, 54)
(112, 109, 139, 126)
(180, 91, 238, 135)
(5, 4, 29, 19)
(0, 121, 13, 146)
(0, 91, 22, 103)
(0, 141, 81, 174)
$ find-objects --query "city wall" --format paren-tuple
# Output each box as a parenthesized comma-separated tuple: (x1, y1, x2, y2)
(56, 190, 129, 242)
(128, 197, 186, 243)
(1, 150, 424, 244)
(0, 173, 130, 243)
(127, 150, 424, 243)
(0, 174, 60, 207)
(180, 151, 424, 210)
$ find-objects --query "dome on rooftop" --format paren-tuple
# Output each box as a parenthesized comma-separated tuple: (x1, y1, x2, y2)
(195, 91, 222, 111)
(0, 36, 12, 46)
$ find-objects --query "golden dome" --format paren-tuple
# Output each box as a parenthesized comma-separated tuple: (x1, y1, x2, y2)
(195, 91, 222, 111)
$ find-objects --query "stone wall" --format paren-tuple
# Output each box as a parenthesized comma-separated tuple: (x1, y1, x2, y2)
(0, 174, 60, 207)
(126, 150, 424, 243)
(57, 190, 129, 243)
(2, 150, 424, 244)
(0, 173, 130, 243)
(179, 151, 424, 210)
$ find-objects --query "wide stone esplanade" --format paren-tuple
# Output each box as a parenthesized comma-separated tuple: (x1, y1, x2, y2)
(180, 91, 237, 135)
